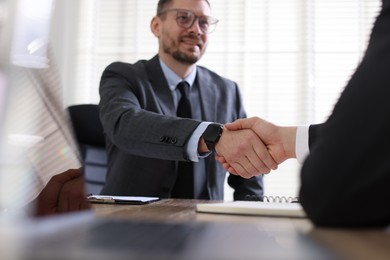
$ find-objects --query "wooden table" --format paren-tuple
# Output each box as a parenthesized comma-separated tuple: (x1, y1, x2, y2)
(92, 199, 390, 259)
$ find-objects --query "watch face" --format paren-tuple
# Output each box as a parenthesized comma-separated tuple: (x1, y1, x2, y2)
(204, 124, 223, 152)
(204, 124, 223, 142)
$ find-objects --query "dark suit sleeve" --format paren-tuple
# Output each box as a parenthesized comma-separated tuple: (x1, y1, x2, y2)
(308, 124, 323, 149)
(99, 61, 201, 161)
(299, 2, 390, 227)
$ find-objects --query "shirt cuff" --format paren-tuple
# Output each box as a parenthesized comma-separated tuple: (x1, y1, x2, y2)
(186, 122, 212, 162)
(296, 125, 310, 164)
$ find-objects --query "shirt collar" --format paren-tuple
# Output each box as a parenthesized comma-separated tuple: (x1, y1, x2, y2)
(159, 58, 197, 91)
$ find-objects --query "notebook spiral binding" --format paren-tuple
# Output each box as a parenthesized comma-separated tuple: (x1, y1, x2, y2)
(263, 196, 299, 203)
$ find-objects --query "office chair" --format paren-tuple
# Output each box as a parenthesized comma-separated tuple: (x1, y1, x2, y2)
(67, 104, 107, 194)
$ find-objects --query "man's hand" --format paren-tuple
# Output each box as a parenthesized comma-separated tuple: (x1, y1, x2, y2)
(213, 126, 278, 179)
(216, 117, 297, 177)
(34, 168, 90, 217)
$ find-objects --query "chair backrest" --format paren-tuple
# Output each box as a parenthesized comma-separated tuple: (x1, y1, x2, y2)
(67, 104, 107, 195)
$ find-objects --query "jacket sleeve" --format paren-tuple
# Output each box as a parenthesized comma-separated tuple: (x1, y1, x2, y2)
(99, 62, 201, 161)
(308, 124, 323, 149)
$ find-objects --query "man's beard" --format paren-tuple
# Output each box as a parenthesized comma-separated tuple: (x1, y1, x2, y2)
(171, 50, 200, 64)
(162, 36, 204, 65)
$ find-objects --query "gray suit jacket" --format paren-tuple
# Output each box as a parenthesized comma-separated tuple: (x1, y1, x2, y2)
(99, 55, 263, 200)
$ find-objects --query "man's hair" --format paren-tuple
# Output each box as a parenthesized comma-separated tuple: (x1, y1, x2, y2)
(157, 0, 211, 15)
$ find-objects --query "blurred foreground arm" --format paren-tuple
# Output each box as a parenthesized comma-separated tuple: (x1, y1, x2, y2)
(34, 168, 90, 217)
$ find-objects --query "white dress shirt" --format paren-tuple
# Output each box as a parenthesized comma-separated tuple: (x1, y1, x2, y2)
(295, 125, 310, 164)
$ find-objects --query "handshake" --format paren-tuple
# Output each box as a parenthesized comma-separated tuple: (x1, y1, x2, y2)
(202, 117, 298, 179)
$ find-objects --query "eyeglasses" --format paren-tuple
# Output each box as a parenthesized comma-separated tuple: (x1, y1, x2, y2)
(158, 8, 219, 34)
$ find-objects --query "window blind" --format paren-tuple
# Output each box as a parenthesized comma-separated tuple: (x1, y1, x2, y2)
(61, 0, 381, 200)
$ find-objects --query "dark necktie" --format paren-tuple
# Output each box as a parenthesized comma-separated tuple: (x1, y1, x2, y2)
(171, 81, 194, 198)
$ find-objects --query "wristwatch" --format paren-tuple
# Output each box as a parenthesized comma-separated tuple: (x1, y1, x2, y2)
(202, 123, 224, 152)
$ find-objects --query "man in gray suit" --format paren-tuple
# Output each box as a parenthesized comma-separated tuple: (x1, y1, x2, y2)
(98, 0, 277, 200)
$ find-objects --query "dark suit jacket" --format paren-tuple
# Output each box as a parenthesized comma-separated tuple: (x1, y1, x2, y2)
(300, 0, 390, 227)
(98, 55, 263, 200)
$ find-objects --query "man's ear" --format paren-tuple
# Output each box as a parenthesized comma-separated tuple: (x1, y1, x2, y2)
(150, 16, 161, 37)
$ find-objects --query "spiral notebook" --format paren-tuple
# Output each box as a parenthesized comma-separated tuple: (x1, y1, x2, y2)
(196, 196, 306, 218)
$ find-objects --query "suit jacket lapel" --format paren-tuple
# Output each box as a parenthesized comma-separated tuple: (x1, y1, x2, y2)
(197, 68, 217, 122)
(145, 55, 176, 116)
